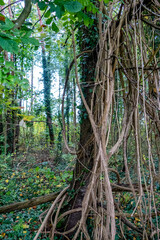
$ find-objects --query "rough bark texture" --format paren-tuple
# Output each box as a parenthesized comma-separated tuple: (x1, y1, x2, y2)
(0, 192, 59, 214)
(64, 24, 98, 235)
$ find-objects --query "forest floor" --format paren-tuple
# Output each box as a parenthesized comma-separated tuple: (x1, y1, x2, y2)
(0, 146, 159, 239)
(0, 146, 74, 239)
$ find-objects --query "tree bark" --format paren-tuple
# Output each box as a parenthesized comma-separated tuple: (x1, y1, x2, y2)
(42, 48, 54, 146)
(0, 192, 59, 214)
(64, 24, 98, 235)
(0, 112, 3, 154)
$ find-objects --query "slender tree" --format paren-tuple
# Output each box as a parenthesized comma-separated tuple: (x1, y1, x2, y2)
(37, 6, 54, 146)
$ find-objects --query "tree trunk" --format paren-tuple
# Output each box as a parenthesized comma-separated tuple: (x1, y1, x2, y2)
(42, 48, 54, 146)
(64, 24, 98, 235)
(0, 112, 3, 154)
(6, 109, 14, 154)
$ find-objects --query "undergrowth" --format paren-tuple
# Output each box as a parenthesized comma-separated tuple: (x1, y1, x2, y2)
(0, 151, 74, 239)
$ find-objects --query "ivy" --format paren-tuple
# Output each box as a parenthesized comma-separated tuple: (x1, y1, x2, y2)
(51, 22, 59, 33)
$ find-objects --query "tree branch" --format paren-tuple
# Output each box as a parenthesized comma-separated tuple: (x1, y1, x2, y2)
(0, 0, 32, 53)
(14, 0, 32, 29)
(141, 18, 160, 30)
(0, 192, 59, 214)
(0, 0, 22, 12)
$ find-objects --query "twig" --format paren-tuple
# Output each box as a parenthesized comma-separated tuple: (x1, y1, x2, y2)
(0, 0, 22, 12)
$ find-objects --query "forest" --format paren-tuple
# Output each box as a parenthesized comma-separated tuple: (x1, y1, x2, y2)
(0, 0, 160, 239)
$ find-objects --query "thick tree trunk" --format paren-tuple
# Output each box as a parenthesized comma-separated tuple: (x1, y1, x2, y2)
(64, 24, 98, 234)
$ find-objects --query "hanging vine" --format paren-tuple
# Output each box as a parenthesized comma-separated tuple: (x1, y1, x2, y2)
(35, 0, 160, 239)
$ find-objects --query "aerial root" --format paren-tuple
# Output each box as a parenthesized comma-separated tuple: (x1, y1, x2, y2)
(33, 186, 69, 240)
(33, 161, 115, 240)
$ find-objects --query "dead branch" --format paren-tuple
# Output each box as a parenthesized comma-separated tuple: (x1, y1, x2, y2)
(0, 192, 60, 214)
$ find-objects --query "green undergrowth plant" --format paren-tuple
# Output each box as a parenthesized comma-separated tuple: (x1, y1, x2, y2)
(0, 152, 74, 239)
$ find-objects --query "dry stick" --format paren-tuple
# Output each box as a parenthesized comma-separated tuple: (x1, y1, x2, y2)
(102, 7, 135, 238)
(50, 195, 66, 240)
(108, 168, 121, 184)
(97, 23, 120, 240)
(34, 186, 69, 240)
(140, 19, 160, 239)
(100, 149, 116, 239)
(95, 6, 117, 239)
(119, 217, 127, 240)
(133, 4, 145, 233)
(54, 232, 70, 240)
(72, 146, 101, 240)
(123, 111, 137, 198)
(114, 202, 143, 236)
(141, 2, 160, 17)
(108, 109, 128, 157)
(55, 224, 79, 236)
(98, 0, 103, 46)
(141, 18, 160, 30)
(57, 208, 82, 223)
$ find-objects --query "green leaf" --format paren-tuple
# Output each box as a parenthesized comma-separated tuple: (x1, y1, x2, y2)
(64, 1, 82, 13)
(38, 1, 46, 10)
(24, 30, 33, 38)
(7, 74, 14, 81)
(45, 44, 50, 49)
(28, 37, 39, 46)
(55, 6, 64, 18)
(21, 37, 39, 46)
(9, 39, 19, 54)
(5, 61, 14, 69)
(0, 0, 5, 6)
(83, 14, 90, 27)
(44, 9, 51, 18)
(0, 18, 14, 30)
(9, 106, 22, 110)
(24, 21, 33, 26)
(0, 70, 2, 81)
(46, 16, 53, 25)
(104, 0, 111, 3)
(51, 22, 59, 33)
(0, 37, 18, 54)
(49, 2, 56, 12)
(5, 18, 14, 28)
(0, 32, 12, 39)
(0, 56, 4, 63)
